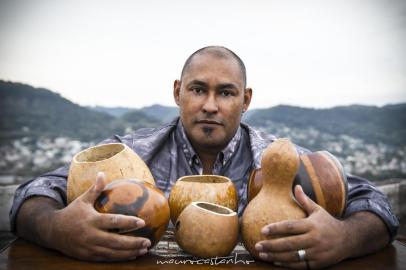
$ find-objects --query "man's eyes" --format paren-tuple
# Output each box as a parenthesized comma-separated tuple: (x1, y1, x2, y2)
(189, 87, 236, 97)
(220, 90, 231, 97)
(220, 90, 236, 97)
(190, 86, 204, 94)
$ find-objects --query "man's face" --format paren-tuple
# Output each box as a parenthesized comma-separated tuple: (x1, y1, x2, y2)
(174, 53, 252, 151)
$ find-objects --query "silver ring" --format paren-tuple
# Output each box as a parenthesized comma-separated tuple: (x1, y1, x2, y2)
(298, 249, 306, 261)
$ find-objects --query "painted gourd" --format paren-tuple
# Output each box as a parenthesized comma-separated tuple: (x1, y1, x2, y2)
(67, 143, 155, 203)
(241, 138, 305, 260)
(247, 151, 347, 217)
(175, 202, 239, 258)
(168, 175, 238, 224)
(94, 179, 170, 247)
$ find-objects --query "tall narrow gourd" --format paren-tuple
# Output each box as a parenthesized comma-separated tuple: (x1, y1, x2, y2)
(241, 138, 305, 259)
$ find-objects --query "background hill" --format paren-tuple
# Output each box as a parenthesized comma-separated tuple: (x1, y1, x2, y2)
(0, 80, 162, 142)
(0, 80, 405, 179)
(90, 106, 133, 117)
(91, 104, 179, 123)
(245, 104, 406, 147)
(0, 80, 116, 141)
(3, 80, 404, 146)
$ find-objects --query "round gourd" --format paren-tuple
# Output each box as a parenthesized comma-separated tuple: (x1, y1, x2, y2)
(94, 179, 170, 247)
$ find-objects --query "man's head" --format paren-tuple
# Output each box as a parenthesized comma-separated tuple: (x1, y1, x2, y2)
(180, 46, 247, 88)
(173, 46, 252, 153)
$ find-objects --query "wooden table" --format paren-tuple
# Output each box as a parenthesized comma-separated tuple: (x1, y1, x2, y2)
(0, 231, 405, 270)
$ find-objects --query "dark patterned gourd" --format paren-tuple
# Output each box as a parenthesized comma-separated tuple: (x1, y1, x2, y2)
(94, 179, 170, 247)
(247, 151, 347, 217)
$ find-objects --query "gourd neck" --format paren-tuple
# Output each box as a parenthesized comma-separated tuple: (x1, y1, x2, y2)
(260, 139, 300, 192)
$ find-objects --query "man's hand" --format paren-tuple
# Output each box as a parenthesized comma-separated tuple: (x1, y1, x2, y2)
(254, 185, 389, 269)
(18, 172, 151, 261)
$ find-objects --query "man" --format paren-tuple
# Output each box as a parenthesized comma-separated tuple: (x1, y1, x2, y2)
(10, 46, 398, 269)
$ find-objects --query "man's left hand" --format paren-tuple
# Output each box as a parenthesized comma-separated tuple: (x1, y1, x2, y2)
(255, 185, 350, 269)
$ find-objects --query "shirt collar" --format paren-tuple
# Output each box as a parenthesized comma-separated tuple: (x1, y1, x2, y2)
(176, 122, 197, 167)
(175, 120, 242, 168)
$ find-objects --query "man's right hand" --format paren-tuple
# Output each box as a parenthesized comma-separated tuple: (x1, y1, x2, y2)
(17, 172, 151, 261)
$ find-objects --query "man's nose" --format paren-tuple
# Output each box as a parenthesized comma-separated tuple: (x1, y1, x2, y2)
(202, 93, 218, 114)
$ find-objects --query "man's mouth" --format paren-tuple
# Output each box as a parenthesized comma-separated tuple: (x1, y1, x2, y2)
(195, 119, 223, 126)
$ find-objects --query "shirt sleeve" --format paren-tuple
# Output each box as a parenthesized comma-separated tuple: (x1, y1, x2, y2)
(8, 136, 124, 233)
(344, 174, 399, 242)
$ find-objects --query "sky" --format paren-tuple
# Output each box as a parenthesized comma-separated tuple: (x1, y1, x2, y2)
(0, 0, 405, 109)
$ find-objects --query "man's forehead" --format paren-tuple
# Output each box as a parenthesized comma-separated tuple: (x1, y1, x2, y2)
(183, 54, 243, 82)
(188, 53, 239, 69)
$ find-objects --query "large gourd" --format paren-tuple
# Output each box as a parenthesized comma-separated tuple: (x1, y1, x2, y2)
(241, 138, 305, 259)
(67, 143, 155, 203)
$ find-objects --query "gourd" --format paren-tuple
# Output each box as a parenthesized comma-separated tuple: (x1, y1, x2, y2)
(67, 143, 155, 203)
(241, 138, 305, 259)
(168, 175, 238, 224)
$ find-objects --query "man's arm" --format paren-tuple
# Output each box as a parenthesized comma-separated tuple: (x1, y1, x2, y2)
(255, 185, 389, 269)
(15, 173, 151, 261)
(16, 196, 64, 249)
(340, 211, 389, 258)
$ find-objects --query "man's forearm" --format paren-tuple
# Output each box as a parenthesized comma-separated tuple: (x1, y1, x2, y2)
(343, 211, 390, 258)
(16, 196, 64, 249)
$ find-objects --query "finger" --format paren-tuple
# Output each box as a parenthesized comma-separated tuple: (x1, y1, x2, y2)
(95, 213, 145, 231)
(93, 230, 151, 250)
(82, 172, 107, 204)
(258, 246, 316, 263)
(86, 244, 149, 262)
(259, 251, 301, 263)
(256, 234, 312, 253)
(294, 185, 320, 215)
(261, 219, 309, 236)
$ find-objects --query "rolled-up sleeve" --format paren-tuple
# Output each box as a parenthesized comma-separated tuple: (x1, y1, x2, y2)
(344, 174, 399, 242)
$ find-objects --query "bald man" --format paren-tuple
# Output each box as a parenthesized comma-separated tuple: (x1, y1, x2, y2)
(11, 46, 398, 268)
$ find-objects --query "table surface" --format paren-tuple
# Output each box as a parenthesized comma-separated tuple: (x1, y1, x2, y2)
(1, 230, 405, 270)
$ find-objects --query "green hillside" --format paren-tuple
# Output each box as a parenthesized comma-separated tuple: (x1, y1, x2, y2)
(0, 80, 160, 142)
(1, 80, 405, 148)
(245, 104, 406, 146)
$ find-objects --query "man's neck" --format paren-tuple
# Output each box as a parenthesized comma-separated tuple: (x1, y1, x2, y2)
(191, 143, 223, 174)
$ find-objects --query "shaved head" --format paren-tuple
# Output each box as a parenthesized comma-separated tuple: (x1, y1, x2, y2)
(180, 46, 247, 88)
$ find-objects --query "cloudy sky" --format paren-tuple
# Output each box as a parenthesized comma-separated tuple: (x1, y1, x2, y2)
(0, 0, 405, 109)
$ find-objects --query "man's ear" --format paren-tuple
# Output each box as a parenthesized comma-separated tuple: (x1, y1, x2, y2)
(173, 80, 181, 106)
(243, 87, 253, 112)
